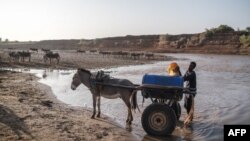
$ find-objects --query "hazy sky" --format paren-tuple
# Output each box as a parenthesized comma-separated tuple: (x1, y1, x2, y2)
(0, 0, 249, 41)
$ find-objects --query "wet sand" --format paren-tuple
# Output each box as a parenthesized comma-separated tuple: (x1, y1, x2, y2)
(0, 70, 139, 141)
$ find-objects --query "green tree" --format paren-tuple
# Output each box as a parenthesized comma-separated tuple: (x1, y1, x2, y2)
(205, 25, 235, 38)
(216, 25, 235, 33)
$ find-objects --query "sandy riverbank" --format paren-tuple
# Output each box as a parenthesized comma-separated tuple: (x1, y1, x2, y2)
(0, 70, 140, 141)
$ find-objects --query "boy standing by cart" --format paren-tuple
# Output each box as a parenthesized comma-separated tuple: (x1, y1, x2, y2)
(183, 61, 197, 126)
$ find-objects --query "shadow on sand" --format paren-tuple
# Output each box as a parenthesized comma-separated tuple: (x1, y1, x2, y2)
(0, 104, 33, 139)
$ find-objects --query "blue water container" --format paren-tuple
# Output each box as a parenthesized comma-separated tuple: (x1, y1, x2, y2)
(142, 74, 184, 87)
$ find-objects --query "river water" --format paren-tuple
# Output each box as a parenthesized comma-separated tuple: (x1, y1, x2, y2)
(9, 54, 250, 141)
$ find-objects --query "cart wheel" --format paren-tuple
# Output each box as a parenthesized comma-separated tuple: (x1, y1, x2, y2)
(171, 102, 181, 120)
(141, 103, 177, 136)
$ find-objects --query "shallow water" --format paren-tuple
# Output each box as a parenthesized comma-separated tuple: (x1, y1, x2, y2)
(5, 54, 250, 141)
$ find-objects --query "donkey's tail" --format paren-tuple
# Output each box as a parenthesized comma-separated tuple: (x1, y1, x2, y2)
(131, 90, 140, 113)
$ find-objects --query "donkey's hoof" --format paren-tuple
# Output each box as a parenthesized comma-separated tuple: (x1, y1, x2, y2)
(91, 116, 95, 119)
(128, 121, 132, 125)
(97, 114, 101, 118)
(125, 124, 132, 132)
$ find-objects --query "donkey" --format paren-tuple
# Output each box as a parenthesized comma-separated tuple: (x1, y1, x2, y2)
(8, 52, 20, 62)
(43, 52, 60, 64)
(18, 51, 31, 62)
(71, 68, 138, 126)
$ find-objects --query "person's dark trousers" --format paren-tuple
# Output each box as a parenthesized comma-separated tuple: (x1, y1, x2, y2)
(184, 95, 194, 114)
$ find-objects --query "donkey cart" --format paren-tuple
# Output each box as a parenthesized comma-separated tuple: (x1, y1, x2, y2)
(138, 74, 195, 136)
(95, 73, 195, 136)
(96, 74, 194, 136)
(71, 69, 194, 137)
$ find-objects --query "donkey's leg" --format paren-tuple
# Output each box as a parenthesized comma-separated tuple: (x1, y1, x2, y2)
(127, 107, 133, 125)
(128, 92, 135, 124)
(126, 105, 133, 131)
(122, 99, 133, 131)
(91, 95, 97, 119)
(122, 96, 133, 125)
(97, 96, 101, 118)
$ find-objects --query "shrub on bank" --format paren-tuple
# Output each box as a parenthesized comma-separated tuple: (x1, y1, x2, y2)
(240, 35, 250, 47)
(205, 25, 235, 38)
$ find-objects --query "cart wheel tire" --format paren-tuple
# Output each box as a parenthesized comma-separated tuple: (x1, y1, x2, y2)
(141, 103, 177, 136)
(171, 102, 181, 120)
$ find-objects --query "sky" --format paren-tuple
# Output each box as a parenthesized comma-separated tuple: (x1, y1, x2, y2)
(0, 0, 249, 41)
